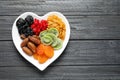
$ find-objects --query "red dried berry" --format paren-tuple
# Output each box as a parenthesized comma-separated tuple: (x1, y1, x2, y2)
(31, 19, 48, 35)
(37, 28, 40, 33)
(33, 28, 37, 32)
(31, 24, 36, 29)
(34, 19, 39, 25)
(38, 23, 42, 28)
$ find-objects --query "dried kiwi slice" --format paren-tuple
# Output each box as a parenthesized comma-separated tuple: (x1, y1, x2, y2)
(41, 35, 53, 45)
(53, 38, 63, 50)
(39, 30, 48, 38)
(51, 39, 58, 47)
(51, 36, 58, 47)
(41, 33, 56, 45)
(48, 28, 59, 37)
(45, 33, 56, 39)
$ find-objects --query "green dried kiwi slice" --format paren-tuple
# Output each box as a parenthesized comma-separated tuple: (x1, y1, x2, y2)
(41, 33, 56, 45)
(45, 33, 56, 39)
(48, 28, 59, 37)
(53, 38, 63, 50)
(41, 35, 53, 45)
(51, 37, 58, 47)
(39, 30, 48, 38)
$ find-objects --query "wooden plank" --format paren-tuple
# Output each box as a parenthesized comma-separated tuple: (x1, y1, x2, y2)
(0, 66, 120, 80)
(1, 16, 120, 40)
(0, 40, 120, 66)
(0, 0, 119, 16)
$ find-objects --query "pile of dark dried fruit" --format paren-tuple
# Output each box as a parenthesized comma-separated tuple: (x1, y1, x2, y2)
(16, 15, 34, 37)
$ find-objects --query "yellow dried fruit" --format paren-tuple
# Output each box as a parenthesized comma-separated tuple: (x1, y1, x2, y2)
(47, 15, 66, 40)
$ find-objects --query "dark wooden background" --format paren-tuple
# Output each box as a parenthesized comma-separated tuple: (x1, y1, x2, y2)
(0, 0, 120, 80)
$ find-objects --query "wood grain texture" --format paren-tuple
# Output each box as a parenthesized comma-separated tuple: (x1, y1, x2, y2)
(0, 0, 120, 79)
(0, 0, 119, 16)
(1, 16, 120, 40)
(0, 66, 120, 80)
(0, 40, 120, 66)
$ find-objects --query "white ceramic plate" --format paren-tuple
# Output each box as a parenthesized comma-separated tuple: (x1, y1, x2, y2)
(12, 12, 70, 71)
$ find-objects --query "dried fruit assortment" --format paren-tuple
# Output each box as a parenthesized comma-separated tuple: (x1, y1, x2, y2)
(16, 15, 66, 64)
(47, 15, 66, 40)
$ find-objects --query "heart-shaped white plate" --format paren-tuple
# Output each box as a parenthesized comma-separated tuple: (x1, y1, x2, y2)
(12, 12, 70, 71)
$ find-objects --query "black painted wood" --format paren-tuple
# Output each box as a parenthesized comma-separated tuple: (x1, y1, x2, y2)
(0, 0, 120, 80)
(0, 66, 120, 80)
(0, 0, 120, 16)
